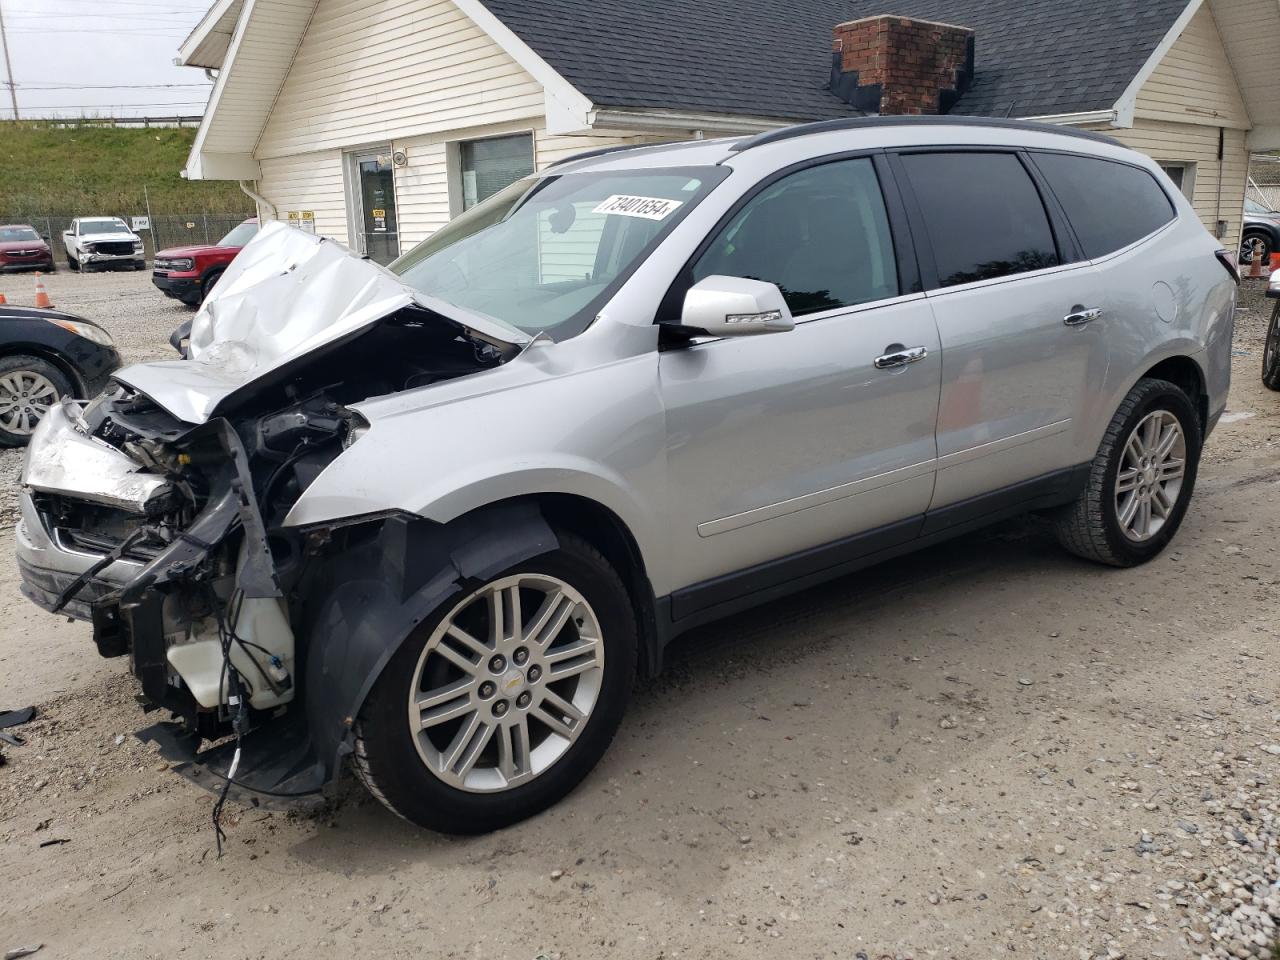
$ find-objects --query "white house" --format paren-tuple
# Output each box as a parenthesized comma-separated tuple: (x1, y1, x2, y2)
(177, 0, 1280, 264)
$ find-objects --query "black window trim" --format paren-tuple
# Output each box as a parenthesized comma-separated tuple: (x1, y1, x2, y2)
(888, 145, 1079, 294)
(1024, 147, 1180, 264)
(655, 148, 920, 329)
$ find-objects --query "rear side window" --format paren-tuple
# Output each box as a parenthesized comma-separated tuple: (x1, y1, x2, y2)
(1033, 152, 1175, 258)
(898, 151, 1060, 288)
(691, 157, 899, 316)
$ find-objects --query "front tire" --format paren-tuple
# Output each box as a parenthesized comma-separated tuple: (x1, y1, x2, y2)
(353, 531, 637, 833)
(67, 251, 79, 272)
(1055, 377, 1202, 566)
(1241, 231, 1273, 267)
(199, 269, 224, 303)
(1264, 304, 1280, 391)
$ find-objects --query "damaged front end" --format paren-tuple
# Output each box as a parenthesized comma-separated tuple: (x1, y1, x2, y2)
(15, 223, 531, 810)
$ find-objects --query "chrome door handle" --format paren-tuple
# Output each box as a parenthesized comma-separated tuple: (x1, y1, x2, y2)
(874, 345, 928, 369)
(1064, 307, 1102, 327)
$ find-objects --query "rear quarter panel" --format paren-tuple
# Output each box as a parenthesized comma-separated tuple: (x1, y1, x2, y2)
(1081, 203, 1234, 458)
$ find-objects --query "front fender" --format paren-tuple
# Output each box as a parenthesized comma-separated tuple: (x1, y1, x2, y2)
(283, 348, 669, 591)
(301, 501, 558, 782)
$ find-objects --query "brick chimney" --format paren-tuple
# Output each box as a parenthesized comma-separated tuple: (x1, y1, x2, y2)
(830, 15, 975, 115)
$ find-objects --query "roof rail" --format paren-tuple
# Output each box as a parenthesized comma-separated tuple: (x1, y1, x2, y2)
(729, 115, 1122, 153)
(546, 143, 650, 168)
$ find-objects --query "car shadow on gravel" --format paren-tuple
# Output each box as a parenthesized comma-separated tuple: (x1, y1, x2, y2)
(282, 512, 1100, 874)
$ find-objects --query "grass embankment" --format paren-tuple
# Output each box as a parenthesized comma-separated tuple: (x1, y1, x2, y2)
(0, 120, 252, 217)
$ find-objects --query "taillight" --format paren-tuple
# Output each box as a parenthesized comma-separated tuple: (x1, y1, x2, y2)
(1215, 248, 1240, 283)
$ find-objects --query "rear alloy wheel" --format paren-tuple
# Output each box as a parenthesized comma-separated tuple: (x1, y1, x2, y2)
(0, 355, 73, 446)
(1055, 377, 1201, 566)
(353, 532, 637, 833)
(1263, 304, 1280, 391)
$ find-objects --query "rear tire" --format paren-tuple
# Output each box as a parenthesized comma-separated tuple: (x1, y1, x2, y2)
(0, 354, 74, 447)
(1055, 377, 1201, 566)
(352, 530, 637, 833)
(1264, 304, 1280, 391)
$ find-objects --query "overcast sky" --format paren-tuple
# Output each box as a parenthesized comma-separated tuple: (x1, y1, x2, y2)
(0, 0, 215, 119)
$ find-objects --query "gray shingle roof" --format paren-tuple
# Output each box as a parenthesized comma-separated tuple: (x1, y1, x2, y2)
(477, 0, 1191, 122)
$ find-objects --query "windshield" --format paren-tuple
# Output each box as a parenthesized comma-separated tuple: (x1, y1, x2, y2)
(0, 227, 40, 242)
(218, 221, 260, 247)
(81, 220, 128, 235)
(391, 166, 727, 341)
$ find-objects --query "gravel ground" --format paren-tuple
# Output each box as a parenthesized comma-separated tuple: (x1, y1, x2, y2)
(0, 268, 191, 520)
(0, 272, 1277, 960)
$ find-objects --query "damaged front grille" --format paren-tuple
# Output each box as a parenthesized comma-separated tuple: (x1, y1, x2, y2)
(35, 494, 165, 562)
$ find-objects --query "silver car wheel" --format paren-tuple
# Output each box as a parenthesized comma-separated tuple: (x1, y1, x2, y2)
(407, 573, 605, 793)
(0, 371, 59, 435)
(1115, 409, 1186, 542)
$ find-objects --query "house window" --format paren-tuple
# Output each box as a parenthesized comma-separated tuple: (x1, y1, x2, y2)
(459, 134, 535, 211)
(1158, 162, 1196, 200)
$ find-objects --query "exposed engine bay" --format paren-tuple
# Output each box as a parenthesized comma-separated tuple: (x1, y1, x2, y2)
(15, 224, 538, 820)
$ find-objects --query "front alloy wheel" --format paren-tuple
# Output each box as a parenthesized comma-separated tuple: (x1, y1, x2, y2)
(0, 355, 73, 447)
(409, 573, 605, 792)
(353, 531, 637, 833)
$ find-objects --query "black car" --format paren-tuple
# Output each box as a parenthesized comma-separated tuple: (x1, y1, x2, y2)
(0, 305, 120, 446)
(1242, 198, 1280, 266)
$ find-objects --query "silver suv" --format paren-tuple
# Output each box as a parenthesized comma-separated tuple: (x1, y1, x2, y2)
(16, 117, 1235, 833)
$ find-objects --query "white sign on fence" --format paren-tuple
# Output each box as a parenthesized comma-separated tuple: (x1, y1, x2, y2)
(131, 216, 150, 231)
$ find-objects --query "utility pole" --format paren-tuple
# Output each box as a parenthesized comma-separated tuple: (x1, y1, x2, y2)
(0, 0, 18, 121)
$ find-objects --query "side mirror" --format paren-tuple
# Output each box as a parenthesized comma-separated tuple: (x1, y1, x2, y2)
(671, 275, 795, 338)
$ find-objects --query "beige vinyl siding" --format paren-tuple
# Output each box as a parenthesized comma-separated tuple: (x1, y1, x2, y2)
(257, 149, 349, 244)
(1103, 121, 1248, 254)
(389, 124, 672, 253)
(533, 130, 671, 170)
(255, 0, 544, 160)
(1134, 4, 1249, 129)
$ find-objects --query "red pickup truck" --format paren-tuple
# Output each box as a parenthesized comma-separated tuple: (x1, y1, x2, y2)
(152, 218, 258, 306)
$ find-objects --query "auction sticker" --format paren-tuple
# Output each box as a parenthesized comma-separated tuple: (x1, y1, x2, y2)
(592, 195, 683, 220)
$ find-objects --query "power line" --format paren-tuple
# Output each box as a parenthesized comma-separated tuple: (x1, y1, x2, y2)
(17, 82, 212, 89)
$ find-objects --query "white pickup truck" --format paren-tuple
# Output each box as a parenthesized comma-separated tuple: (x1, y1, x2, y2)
(63, 217, 146, 272)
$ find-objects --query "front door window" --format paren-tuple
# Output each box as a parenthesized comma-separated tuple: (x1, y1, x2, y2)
(354, 150, 399, 265)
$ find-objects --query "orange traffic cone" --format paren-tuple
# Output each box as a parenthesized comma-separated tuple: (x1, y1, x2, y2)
(0, 292, 7, 305)
(1248, 240, 1265, 280)
(33, 273, 52, 309)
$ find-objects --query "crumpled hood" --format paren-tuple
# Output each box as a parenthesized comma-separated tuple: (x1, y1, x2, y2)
(113, 222, 530, 424)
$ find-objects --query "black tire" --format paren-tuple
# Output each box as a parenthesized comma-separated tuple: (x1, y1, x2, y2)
(1263, 304, 1280, 391)
(1055, 377, 1202, 567)
(1240, 230, 1273, 266)
(67, 251, 79, 272)
(353, 530, 638, 833)
(199, 269, 224, 303)
(0, 354, 75, 447)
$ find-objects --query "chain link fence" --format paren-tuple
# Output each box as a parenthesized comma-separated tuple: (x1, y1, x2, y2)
(2, 212, 254, 266)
